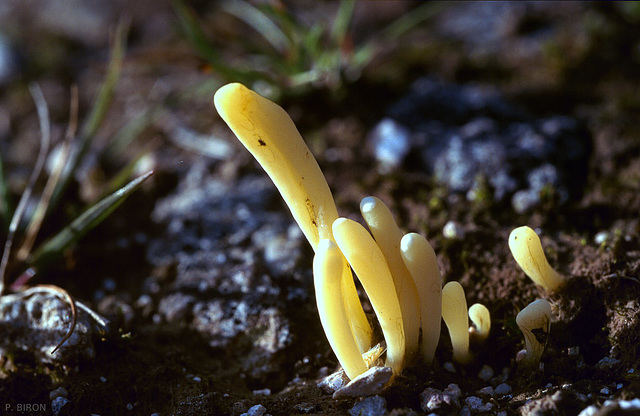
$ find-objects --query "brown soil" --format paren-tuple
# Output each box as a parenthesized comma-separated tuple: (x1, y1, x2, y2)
(1, 2, 640, 415)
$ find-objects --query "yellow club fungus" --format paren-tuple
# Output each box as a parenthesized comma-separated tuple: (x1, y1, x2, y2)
(441, 281, 472, 364)
(360, 196, 421, 361)
(508, 226, 565, 291)
(214, 83, 373, 357)
(516, 299, 552, 370)
(468, 303, 491, 343)
(333, 217, 406, 375)
(313, 239, 368, 380)
(399, 232, 442, 364)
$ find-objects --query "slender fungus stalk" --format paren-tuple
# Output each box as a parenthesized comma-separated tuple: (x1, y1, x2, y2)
(314, 240, 368, 380)
(468, 303, 491, 343)
(360, 197, 421, 360)
(400, 233, 442, 364)
(516, 299, 552, 370)
(509, 226, 565, 291)
(214, 83, 372, 352)
(333, 217, 406, 374)
(442, 281, 472, 364)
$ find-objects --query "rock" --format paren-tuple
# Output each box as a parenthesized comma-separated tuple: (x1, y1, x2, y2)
(147, 160, 312, 387)
(368, 118, 412, 173)
(419, 384, 462, 414)
(317, 370, 348, 394)
(241, 404, 268, 416)
(495, 383, 512, 395)
(0, 291, 101, 365)
(158, 293, 196, 323)
(333, 366, 393, 399)
(51, 396, 70, 415)
(465, 396, 494, 412)
(49, 386, 68, 400)
(349, 395, 388, 416)
(369, 77, 591, 211)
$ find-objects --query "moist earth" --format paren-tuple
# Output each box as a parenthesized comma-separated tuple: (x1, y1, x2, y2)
(1, 2, 640, 416)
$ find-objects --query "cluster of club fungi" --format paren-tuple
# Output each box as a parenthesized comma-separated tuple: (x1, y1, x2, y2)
(214, 83, 564, 388)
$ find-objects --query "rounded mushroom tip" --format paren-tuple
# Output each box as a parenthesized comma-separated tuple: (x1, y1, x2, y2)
(213, 83, 247, 110)
(332, 217, 349, 229)
(400, 233, 419, 252)
(359, 196, 377, 213)
(508, 225, 533, 246)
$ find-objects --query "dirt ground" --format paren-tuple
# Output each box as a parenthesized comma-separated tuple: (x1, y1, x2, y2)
(1, 2, 640, 415)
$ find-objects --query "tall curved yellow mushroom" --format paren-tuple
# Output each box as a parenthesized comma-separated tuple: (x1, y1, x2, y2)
(399, 232, 442, 364)
(214, 83, 372, 352)
(360, 196, 420, 361)
(333, 217, 406, 374)
(509, 226, 565, 291)
(314, 239, 368, 380)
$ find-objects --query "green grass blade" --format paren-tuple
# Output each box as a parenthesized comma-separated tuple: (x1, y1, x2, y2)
(221, 0, 291, 54)
(330, 0, 355, 45)
(50, 19, 128, 209)
(28, 170, 154, 272)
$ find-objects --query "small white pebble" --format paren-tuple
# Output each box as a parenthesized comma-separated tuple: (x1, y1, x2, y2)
(241, 404, 267, 416)
(478, 365, 494, 381)
(193, 376, 201, 382)
(597, 356, 621, 369)
(628, 368, 635, 373)
(49, 387, 68, 400)
(465, 396, 483, 410)
(443, 362, 456, 373)
(51, 396, 70, 416)
(443, 221, 465, 240)
(126, 403, 133, 411)
(617, 383, 623, 390)
(252, 389, 271, 396)
(600, 387, 610, 395)
(495, 383, 512, 395)
(100, 376, 107, 383)
(594, 231, 609, 245)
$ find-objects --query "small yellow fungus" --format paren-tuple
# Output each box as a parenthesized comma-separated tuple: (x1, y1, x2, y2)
(399, 232, 442, 364)
(333, 217, 406, 374)
(468, 303, 491, 343)
(360, 196, 421, 360)
(441, 281, 472, 364)
(516, 299, 552, 370)
(313, 239, 368, 380)
(214, 83, 372, 352)
(508, 226, 565, 291)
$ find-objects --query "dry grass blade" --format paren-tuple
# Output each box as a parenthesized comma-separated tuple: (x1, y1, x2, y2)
(27, 170, 154, 273)
(17, 86, 80, 262)
(0, 84, 51, 295)
(0, 154, 10, 231)
(36, 284, 78, 354)
(10, 283, 93, 354)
